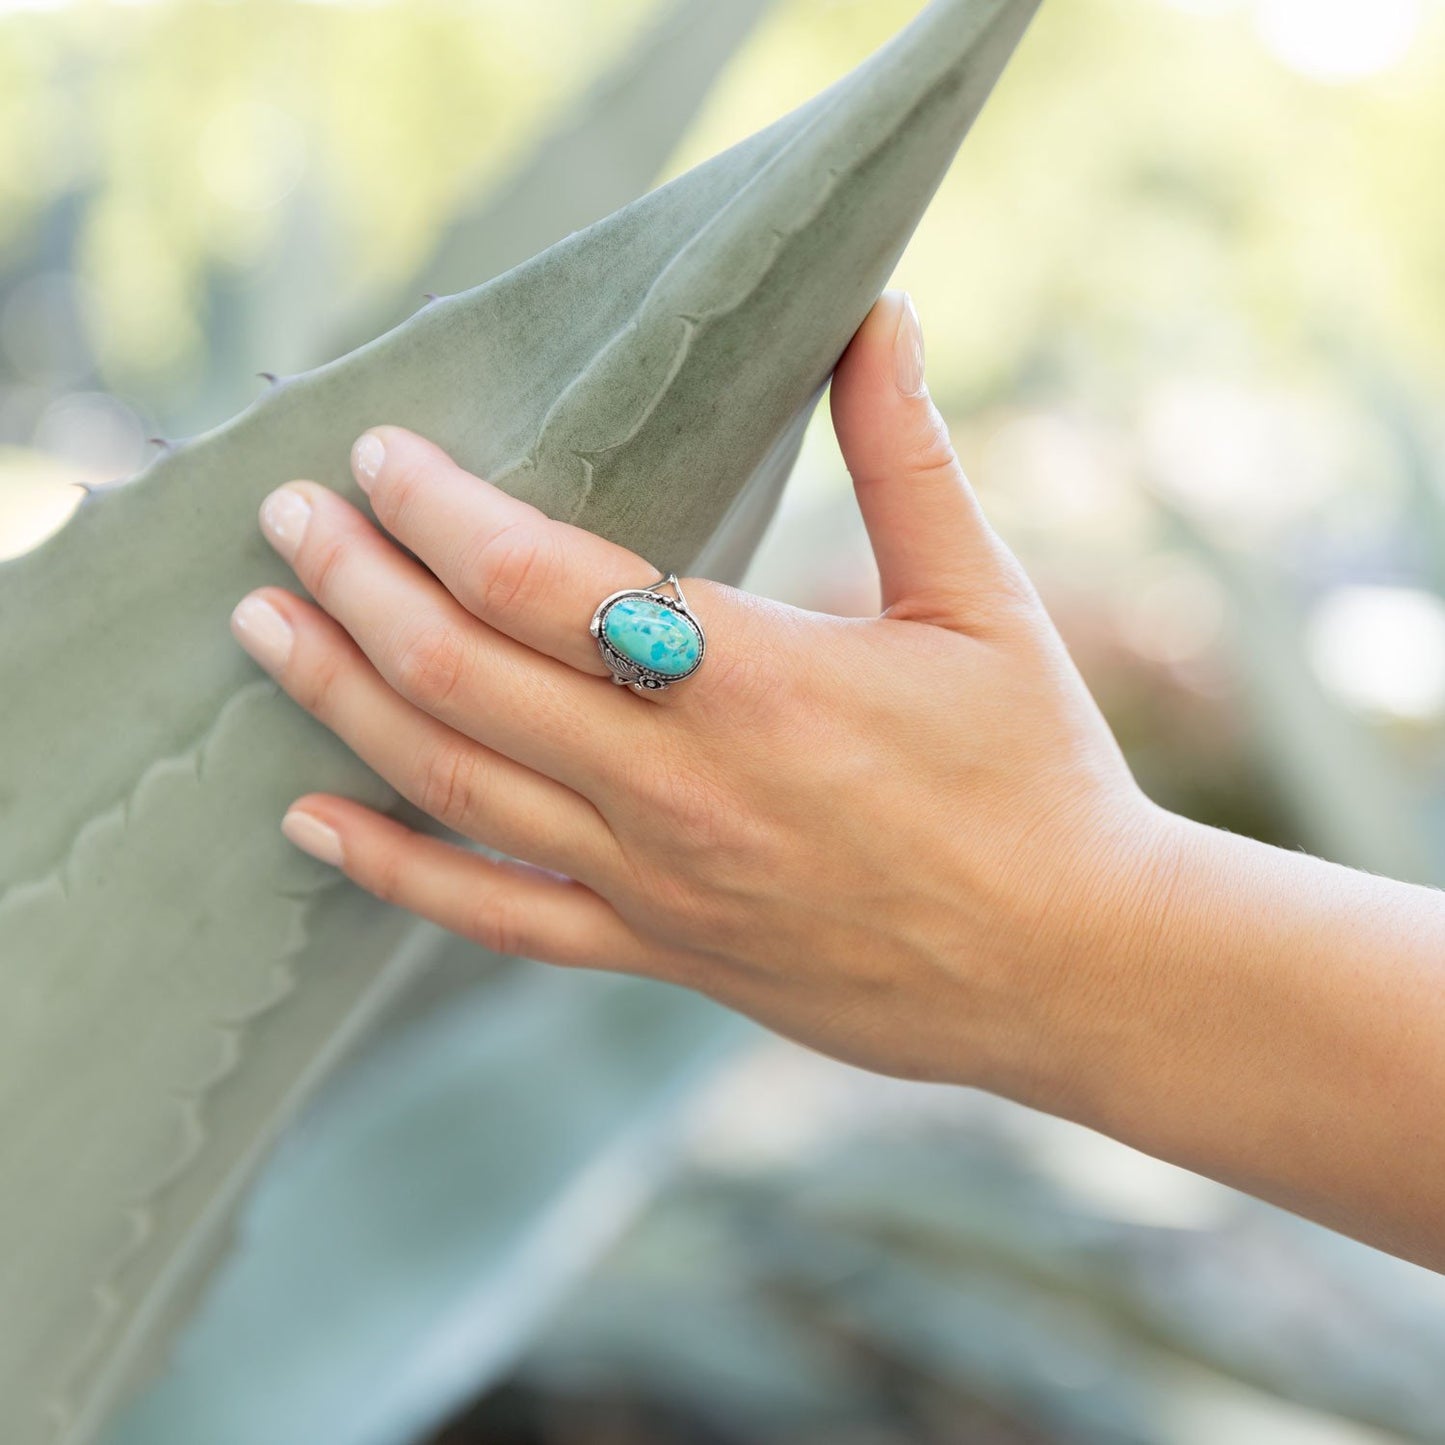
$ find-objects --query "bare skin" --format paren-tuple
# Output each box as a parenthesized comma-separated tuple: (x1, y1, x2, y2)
(231, 290, 1445, 1273)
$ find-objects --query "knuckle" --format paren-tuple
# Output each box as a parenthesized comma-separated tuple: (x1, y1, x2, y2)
(368, 846, 408, 908)
(414, 741, 484, 829)
(902, 408, 964, 483)
(680, 878, 744, 939)
(466, 889, 530, 959)
(464, 518, 555, 620)
(634, 757, 722, 843)
(306, 532, 350, 604)
(394, 622, 473, 710)
(624, 859, 716, 941)
(622, 772, 764, 934)
(375, 454, 430, 532)
(294, 645, 345, 719)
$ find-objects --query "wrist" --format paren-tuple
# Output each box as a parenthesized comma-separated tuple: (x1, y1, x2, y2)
(985, 795, 1215, 1123)
(963, 781, 1445, 1272)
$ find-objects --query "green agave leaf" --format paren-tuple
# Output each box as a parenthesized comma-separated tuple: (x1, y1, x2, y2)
(173, 0, 777, 435)
(333, 0, 782, 358)
(105, 968, 756, 1445)
(515, 1275, 884, 1434)
(0, 1, 1040, 1440)
(122, 5, 787, 1403)
(793, 1135, 1445, 1439)
(526, 1125, 1445, 1442)
(516, 1166, 1163, 1444)
(95, 388, 825, 1445)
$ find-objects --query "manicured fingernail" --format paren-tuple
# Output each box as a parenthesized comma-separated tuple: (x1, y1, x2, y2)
(230, 594, 294, 675)
(892, 290, 926, 397)
(260, 486, 311, 561)
(281, 809, 343, 867)
(352, 432, 385, 493)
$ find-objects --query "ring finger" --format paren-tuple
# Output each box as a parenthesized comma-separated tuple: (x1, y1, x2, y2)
(256, 477, 661, 798)
(351, 426, 744, 704)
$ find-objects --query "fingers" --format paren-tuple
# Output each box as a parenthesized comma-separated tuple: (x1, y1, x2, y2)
(230, 586, 622, 887)
(829, 290, 1037, 630)
(255, 477, 655, 796)
(352, 427, 654, 678)
(278, 794, 669, 976)
(348, 426, 752, 709)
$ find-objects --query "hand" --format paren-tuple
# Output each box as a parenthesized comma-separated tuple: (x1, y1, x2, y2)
(230, 290, 1172, 1098)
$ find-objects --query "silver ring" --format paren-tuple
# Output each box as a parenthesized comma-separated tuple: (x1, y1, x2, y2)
(589, 572, 706, 697)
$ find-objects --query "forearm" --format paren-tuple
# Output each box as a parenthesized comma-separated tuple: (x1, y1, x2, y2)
(1034, 810, 1445, 1271)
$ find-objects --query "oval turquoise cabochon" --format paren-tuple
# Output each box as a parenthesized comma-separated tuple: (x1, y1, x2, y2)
(602, 595, 702, 678)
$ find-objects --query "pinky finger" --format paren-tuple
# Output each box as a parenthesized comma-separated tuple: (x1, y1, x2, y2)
(281, 794, 663, 975)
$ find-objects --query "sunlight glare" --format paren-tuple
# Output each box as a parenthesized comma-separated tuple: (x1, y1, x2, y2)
(1307, 585, 1445, 720)
(1254, 0, 1420, 82)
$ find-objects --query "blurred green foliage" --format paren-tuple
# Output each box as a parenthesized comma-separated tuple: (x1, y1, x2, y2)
(7, 0, 1445, 409)
(0, 0, 652, 387)
(440, 1072, 1445, 1443)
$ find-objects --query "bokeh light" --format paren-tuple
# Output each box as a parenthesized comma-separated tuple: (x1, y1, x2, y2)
(1254, 0, 1421, 82)
(1307, 583, 1445, 719)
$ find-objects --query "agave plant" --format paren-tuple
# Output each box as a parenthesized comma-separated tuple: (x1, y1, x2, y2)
(483, 1095, 1445, 1444)
(174, 0, 780, 435)
(0, 1, 1040, 1442)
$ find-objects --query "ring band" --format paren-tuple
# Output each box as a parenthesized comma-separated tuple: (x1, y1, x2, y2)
(589, 572, 706, 697)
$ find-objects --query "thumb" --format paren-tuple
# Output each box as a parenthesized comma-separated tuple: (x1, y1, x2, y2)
(830, 289, 1030, 628)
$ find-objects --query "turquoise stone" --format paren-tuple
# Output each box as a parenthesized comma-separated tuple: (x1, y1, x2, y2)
(602, 596, 701, 677)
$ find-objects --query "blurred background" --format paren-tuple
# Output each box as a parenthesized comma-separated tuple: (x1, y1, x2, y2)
(6, 0, 1445, 1442)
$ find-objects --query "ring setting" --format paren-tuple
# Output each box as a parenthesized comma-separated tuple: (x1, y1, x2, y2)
(589, 572, 706, 696)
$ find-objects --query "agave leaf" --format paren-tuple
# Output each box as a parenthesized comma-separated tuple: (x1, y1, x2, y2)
(331, 0, 782, 358)
(172, 0, 777, 435)
(523, 1122, 1445, 1442)
(105, 968, 756, 1445)
(97, 384, 825, 1444)
(515, 1160, 1163, 1443)
(789, 1134, 1445, 1439)
(0, 1, 1040, 1440)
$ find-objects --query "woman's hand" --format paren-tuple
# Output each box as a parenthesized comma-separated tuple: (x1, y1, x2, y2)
(232, 288, 1445, 1271)
(228, 290, 1173, 1100)
(229, 286, 1445, 1272)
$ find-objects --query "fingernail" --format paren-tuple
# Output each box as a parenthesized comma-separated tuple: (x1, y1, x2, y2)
(230, 594, 294, 675)
(352, 432, 385, 493)
(260, 486, 311, 561)
(893, 290, 926, 397)
(281, 808, 344, 867)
